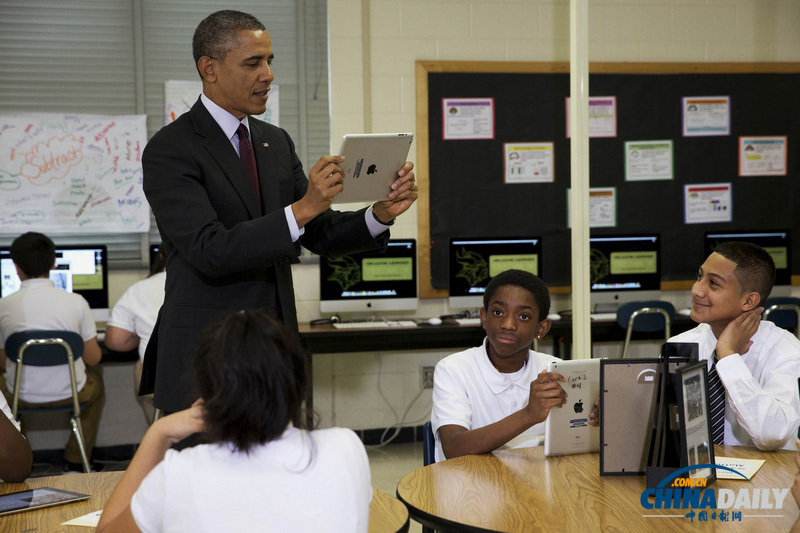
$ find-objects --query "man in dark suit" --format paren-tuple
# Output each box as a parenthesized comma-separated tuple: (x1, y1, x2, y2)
(142, 10, 418, 413)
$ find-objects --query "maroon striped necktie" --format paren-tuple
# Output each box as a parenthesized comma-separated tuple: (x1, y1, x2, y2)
(236, 123, 262, 214)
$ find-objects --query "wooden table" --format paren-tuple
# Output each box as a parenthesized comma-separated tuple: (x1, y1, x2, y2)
(0, 471, 123, 532)
(397, 445, 799, 532)
(0, 471, 408, 533)
(371, 488, 410, 533)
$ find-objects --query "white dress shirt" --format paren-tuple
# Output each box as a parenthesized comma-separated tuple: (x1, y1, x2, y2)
(670, 321, 800, 450)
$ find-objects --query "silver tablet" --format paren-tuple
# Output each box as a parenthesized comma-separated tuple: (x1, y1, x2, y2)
(544, 358, 601, 457)
(335, 133, 413, 203)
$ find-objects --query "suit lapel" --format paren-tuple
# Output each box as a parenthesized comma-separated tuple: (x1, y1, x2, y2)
(189, 100, 262, 219)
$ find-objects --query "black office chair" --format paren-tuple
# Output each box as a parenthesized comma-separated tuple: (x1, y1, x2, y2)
(616, 301, 675, 359)
(4, 330, 92, 473)
(762, 297, 800, 338)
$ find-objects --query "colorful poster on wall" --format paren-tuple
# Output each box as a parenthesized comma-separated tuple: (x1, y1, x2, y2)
(0, 113, 149, 233)
(739, 136, 787, 176)
(565, 96, 617, 138)
(567, 187, 617, 228)
(682, 96, 730, 136)
(624, 140, 674, 181)
(684, 183, 732, 224)
(442, 98, 494, 140)
(164, 80, 280, 126)
(503, 142, 554, 183)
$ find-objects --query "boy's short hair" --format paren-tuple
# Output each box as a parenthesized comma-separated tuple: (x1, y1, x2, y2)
(10, 232, 55, 278)
(195, 309, 308, 453)
(713, 241, 775, 305)
(483, 269, 550, 319)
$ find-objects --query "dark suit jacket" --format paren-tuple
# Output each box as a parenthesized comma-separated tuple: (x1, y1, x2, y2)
(142, 99, 386, 412)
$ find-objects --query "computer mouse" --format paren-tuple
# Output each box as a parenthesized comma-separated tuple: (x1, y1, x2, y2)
(547, 313, 561, 321)
(426, 317, 443, 326)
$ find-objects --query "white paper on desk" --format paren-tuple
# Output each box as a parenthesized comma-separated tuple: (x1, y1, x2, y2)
(61, 509, 103, 527)
(715, 457, 765, 480)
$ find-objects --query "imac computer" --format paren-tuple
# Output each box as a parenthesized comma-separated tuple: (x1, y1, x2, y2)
(704, 230, 792, 296)
(0, 244, 110, 322)
(319, 239, 417, 313)
(448, 237, 542, 309)
(589, 234, 661, 312)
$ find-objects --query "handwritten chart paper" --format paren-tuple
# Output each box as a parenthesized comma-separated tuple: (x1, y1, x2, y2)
(0, 114, 149, 234)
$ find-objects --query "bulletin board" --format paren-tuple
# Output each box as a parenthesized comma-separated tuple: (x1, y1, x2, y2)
(416, 61, 800, 298)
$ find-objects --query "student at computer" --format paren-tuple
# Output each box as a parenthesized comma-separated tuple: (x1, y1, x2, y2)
(105, 250, 166, 423)
(668, 241, 800, 450)
(431, 269, 566, 462)
(97, 309, 371, 532)
(0, 392, 32, 482)
(0, 232, 104, 473)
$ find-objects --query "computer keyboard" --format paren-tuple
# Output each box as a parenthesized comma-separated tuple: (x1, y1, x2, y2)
(454, 317, 482, 326)
(332, 320, 417, 329)
(590, 313, 618, 321)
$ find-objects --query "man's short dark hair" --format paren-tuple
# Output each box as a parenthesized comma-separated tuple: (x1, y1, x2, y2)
(192, 10, 266, 70)
(483, 269, 550, 320)
(713, 241, 775, 305)
(10, 232, 55, 278)
(195, 309, 307, 453)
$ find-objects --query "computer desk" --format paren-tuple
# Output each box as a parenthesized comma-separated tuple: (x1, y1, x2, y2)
(297, 315, 697, 425)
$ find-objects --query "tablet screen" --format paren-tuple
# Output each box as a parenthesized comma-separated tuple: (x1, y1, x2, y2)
(0, 487, 90, 516)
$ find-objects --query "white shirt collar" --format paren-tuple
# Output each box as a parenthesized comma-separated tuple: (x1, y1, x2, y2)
(21, 278, 55, 288)
(200, 93, 249, 143)
(477, 338, 531, 395)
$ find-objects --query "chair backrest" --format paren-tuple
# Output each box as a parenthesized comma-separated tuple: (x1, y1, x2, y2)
(762, 297, 800, 331)
(4, 330, 84, 366)
(422, 421, 435, 466)
(616, 301, 676, 332)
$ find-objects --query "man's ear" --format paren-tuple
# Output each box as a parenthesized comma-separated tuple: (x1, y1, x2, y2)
(197, 57, 216, 82)
(741, 291, 761, 312)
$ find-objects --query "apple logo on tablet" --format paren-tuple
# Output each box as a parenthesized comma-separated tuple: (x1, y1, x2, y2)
(367, 164, 377, 175)
(573, 400, 583, 414)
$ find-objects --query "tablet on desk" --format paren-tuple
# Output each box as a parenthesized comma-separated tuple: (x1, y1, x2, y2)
(544, 359, 601, 457)
(336, 133, 413, 203)
(0, 487, 90, 516)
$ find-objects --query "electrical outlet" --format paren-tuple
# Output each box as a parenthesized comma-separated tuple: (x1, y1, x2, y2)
(420, 366, 435, 389)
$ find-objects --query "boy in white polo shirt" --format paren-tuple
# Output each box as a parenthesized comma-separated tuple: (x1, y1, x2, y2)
(0, 232, 104, 472)
(431, 269, 566, 462)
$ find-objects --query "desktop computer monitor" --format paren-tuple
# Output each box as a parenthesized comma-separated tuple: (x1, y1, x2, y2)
(319, 239, 417, 313)
(589, 234, 661, 311)
(0, 244, 110, 322)
(448, 237, 542, 309)
(704, 230, 791, 292)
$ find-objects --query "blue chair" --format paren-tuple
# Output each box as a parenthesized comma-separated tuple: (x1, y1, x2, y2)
(762, 297, 800, 338)
(4, 330, 92, 473)
(421, 421, 436, 533)
(422, 421, 435, 467)
(616, 301, 675, 359)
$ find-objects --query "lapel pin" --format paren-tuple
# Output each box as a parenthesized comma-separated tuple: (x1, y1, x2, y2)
(263, 142, 269, 147)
